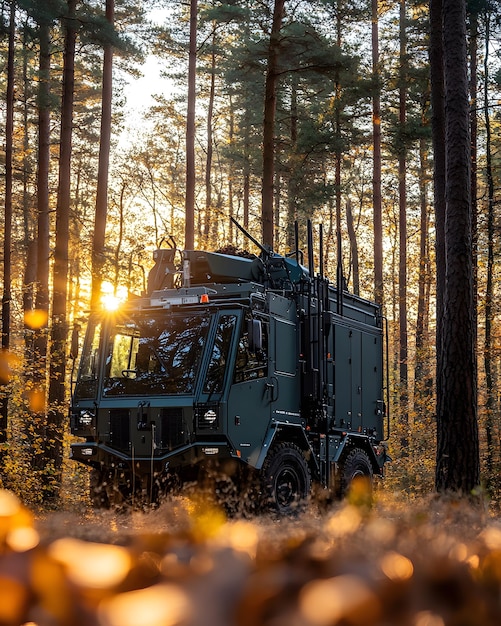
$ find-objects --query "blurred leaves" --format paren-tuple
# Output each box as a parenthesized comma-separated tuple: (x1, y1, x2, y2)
(0, 350, 19, 385)
(1, 490, 501, 625)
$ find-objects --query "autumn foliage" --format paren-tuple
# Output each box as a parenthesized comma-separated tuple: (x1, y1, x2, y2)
(1, 488, 501, 626)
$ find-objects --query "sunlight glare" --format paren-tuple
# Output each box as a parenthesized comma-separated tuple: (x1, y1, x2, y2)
(101, 282, 128, 311)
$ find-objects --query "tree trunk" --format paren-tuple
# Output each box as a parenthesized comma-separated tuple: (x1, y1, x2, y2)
(228, 96, 235, 242)
(372, 0, 383, 306)
(47, 0, 78, 493)
(482, 10, 495, 490)
(286, 74, 298, 252)
(243, 121, 250, 233)
(398, 0, 408, 432)
(1, 1, 16, 456)
(435, 0, 479, 494)
(203, 34, 216, 245)
(345, 198, 359, 296)
(429, 0, 446, 407)
(31, 16, 52, 474)
(91, 0, 114, 310)
(185, 0, 197, 250)
(414, 133, 431, 402)
(262, 0, 285, 249)
(469, 7, 478, 301)
(113, 182, 126, 290)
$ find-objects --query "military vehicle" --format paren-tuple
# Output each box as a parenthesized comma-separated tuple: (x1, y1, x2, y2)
(70, 221, 390, 513)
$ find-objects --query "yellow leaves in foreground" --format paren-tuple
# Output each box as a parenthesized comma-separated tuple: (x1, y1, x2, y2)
(300, 575, 381, 625)
(0, 489, 37, 551)
(48, 539, 132, 589)
(0, 577, 29, 625)
(2, 490, 501, 626)
(380, 551, 414, 581)
(99, 583, 191, 626)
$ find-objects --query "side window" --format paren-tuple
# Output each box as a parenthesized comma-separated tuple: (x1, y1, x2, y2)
(203, 315, 237, 393)
(107, 333, 139, 378)
(234, 318, 268, 383)
(74, 321, 102, 399)
(79, 322, 102, 381)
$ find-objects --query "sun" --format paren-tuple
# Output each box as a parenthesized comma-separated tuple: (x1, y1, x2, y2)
(101, 282, 128, 311)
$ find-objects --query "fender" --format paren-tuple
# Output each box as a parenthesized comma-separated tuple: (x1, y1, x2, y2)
(332, 433, 382, 474)
(254, 421, 319, 472)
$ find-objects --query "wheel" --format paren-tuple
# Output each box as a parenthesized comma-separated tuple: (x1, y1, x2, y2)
(261, 442, 311, 515)
(340, 448, 374, 501)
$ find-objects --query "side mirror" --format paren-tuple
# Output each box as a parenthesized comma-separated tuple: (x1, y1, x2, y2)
(248, 319, 262, 353)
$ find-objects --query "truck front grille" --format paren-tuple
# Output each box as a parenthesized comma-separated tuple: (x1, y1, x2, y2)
(109, 409, 130, 451)
(159, 408, 185, 450)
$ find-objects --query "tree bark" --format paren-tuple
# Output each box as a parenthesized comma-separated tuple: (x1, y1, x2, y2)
(185, 0, 197, 250)
(262, 0, 285, 249)
(203, 33, 216, 246)
(47, 0, 78, 491)
(345, 198, 359, 296)
(1, 0, 16, 455)
(286, 73, 298, 252)
(429, 0, 446, 404)
(372, 0, 383, 306)
(91, 0, 114, 310)
(435, 0, 479, 494)
(414, 132, 431, 400)
(30, 15, 52, 474)
(482, 10, 495, 488)
(398, 0, 408, 429)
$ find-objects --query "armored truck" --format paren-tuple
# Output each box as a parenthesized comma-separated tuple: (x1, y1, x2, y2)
(70, 222, 389, 513)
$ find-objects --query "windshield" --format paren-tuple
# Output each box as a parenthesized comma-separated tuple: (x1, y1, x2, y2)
(103, 312, 211, 396)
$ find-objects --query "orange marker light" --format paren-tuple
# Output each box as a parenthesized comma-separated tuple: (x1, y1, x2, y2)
(200, 294, 209, 303)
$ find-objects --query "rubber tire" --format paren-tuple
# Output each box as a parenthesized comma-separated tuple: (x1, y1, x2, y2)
(261, 442, 311, 515)
(340, 448, 374, 498)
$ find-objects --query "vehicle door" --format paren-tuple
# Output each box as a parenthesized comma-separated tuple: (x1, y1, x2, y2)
(226, 315, 272, 468)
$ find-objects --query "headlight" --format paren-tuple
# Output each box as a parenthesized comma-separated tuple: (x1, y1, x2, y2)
(75, 409, 95, 428)
(203, 409, 217, 425)
(196, 405, 219, 429)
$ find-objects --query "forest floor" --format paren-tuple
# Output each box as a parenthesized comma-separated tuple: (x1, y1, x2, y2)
(2, 486, 501, 625)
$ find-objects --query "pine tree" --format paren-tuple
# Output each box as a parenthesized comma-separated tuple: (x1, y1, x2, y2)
(434, 0, 479, 494)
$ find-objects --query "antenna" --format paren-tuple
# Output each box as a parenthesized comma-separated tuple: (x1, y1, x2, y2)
(295, 221, 299, 265)
(307, 219, 314, 278)
(230, 217, 269, 256)
(319, 223, 324, 279)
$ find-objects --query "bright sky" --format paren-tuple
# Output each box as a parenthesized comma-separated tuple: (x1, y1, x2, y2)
(123, 55, 170, 114)
(121, 7, 175, 117)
